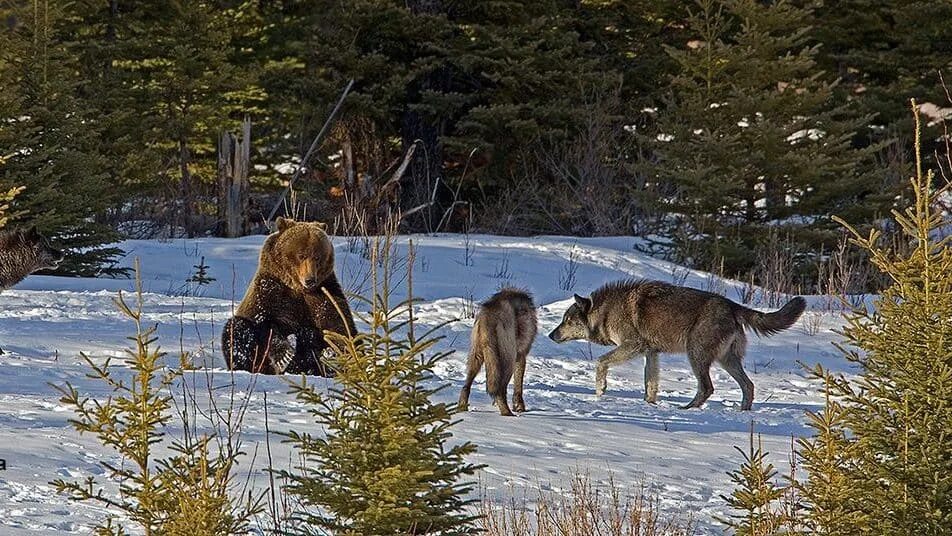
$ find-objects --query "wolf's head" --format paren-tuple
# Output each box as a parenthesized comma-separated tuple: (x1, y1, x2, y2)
(17, 226, 63, 272)
(548, 294, 594, 343)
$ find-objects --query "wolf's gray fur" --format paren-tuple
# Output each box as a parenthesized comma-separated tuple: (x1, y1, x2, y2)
(0, 227, 63, 290)
(459, 288, 538, 416)
(548, 279, 806, 410)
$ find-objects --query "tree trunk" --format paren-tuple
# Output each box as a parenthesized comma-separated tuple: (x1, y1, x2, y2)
(178, 135, 195, 238)
(217, 117, 251, 238)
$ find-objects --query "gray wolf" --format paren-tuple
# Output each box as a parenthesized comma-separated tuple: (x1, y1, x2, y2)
(221, 217, 355, 376)
(548, 279, 805, 410)
(0, 226, 63, 289)
(459, 288, 538, 416)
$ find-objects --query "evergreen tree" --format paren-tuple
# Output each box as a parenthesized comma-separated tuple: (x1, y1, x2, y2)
(814, 0, 952, 131)
(53, 261, 264, 534)
(573, 0, 689, 112)
(0, 1, 123, 275)
(644, 0, 885, 276)
(258, 0, 616, 231)
(795, 374, 867, 535)
(282, 239, 480, 535)
(798, 101, 952, 535)
(718, 427, 792, 536)
(60, 0, 264, 238)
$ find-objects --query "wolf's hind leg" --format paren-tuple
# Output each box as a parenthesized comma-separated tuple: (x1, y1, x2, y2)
(458, 351, 483, 412)
(512, 353, 527, 413)
(644, 351, 660, 403)
(595, 343, 641, 397)
(720, 337, 753, 410)
(682, 358, 714, 409)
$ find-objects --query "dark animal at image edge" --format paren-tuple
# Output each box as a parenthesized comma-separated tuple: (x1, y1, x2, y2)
(548, 279, 806, 410)
(0, 226, 63, 290)
(221, 217, 355, 376)
(0, 226, 64, 354)
(459, 288, 538, 416)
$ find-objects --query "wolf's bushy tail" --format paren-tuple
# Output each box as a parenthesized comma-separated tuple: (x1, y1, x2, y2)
(484, 323, 516, 398)
(737, 297, 807, 337)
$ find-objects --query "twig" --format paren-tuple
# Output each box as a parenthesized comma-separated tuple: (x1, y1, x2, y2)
(266, 79, 355, 226)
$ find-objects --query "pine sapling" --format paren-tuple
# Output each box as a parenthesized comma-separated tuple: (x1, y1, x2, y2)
(281, 234, 481, 535)
(51, 259, 263, 535)
(719, 425, 790, 536)
(797, 99, 952, 534)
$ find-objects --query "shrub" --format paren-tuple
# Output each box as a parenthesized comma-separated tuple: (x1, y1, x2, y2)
(280, 237, 481, 535)
(52, 260, 263, 535)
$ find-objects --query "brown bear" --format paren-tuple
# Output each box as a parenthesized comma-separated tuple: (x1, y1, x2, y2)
(221, 217, 355, 376)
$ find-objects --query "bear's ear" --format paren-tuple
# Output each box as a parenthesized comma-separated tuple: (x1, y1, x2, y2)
(276, 217, 295, 233)
(312, 221, 327, 231)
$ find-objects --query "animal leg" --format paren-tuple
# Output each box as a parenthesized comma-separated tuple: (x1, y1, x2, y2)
(222, 317, 276, 374)
(720, 339, 754, 410)
(683, 342, 716, 409)
(486, 324, 516, 416)
(644, 350, 660, 403)
(287, 328, 332, 377)
(512, 352, 527, 413)
(595, 343, 641, 397)
(458, 351, 483, 412)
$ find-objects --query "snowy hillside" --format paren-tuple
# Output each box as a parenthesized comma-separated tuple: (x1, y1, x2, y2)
(0, 234, 857, 534)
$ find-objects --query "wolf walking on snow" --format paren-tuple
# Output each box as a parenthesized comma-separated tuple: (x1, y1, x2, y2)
(459, 288, 538, 416)
(548, 279, 806, 410)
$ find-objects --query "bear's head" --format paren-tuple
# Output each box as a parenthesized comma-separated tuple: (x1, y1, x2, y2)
(261, 217, 335, 292)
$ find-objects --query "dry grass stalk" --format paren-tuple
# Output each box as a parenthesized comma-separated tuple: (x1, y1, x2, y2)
(479, 473, 695, 536)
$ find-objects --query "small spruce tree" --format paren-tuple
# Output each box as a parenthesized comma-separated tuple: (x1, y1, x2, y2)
(798, 100, 952, 534)
(719, 426, 791, 536)
(281, 237, 480, 535)
(186, 256, 216, 288)
(52, 260, 263, 535)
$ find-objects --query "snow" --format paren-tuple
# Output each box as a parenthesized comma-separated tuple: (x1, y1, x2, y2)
(787, 128, 824, 143)
(0, 234, 857, 534)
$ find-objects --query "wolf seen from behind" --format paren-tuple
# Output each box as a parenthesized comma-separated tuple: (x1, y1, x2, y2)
(459, 288, 538, 416)
(0, 226, 63, 290)
(548, 279, 806, 410)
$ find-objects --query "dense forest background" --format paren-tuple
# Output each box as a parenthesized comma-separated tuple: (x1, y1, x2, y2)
(1, 0, 950, 287)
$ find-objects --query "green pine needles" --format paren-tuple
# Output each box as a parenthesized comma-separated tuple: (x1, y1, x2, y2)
(51, 259, 263, 535)
(646, 0, 883, 276)
(798, 100, 952, 535)
(719, 427, 797, 536)
(281, 237, 481, 535)
(723, 99, 952, 535)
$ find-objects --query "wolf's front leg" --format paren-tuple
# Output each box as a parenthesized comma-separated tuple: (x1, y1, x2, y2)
(594, 343, 641, 397)
(644, 351, 660, 403)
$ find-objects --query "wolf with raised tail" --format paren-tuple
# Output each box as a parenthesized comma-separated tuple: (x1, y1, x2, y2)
(548, 279, 805, 410)
(459, 288, 538, 416)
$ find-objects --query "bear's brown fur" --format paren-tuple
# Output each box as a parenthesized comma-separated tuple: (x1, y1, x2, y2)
(222, 217, 355, 376)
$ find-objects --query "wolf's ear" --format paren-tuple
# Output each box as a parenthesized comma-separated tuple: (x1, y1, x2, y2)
(27, 225, 39, 237)
(573, 294, 592, 313)
(276, 217, 294, 233)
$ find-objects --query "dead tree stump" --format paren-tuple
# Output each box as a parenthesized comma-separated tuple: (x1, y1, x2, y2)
(217, 117, 251, 238)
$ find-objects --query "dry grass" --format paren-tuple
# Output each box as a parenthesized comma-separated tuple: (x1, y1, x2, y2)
(480, 473, 696, 536)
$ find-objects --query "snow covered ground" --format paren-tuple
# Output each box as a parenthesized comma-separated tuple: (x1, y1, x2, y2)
(0, 234, 857, 534)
